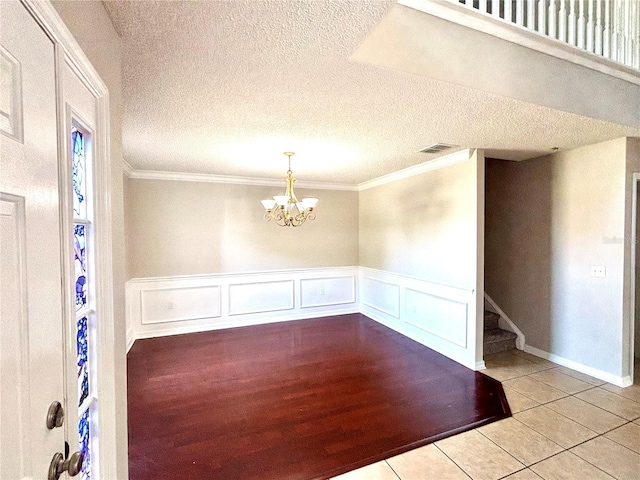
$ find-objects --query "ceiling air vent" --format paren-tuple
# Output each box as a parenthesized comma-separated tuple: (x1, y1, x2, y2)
(419, 143, 458, 154)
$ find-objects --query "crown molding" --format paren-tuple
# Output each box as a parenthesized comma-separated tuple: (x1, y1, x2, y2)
(122, 148, 473, 192)
(121, 161, 359, 191)
(357, 149, 471, 191)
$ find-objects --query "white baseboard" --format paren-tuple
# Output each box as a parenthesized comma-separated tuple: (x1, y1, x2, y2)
(132, 306, 359, 341)
(524, 344, 631, 387)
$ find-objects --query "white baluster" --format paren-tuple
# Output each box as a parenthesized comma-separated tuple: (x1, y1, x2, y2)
(612, 0, 620, 62)
(603, 0, 611, 57)
(577, 0, 586, 48)
(492, 0, 500, 17)
(539, 0, 547, 34)
(548, 0, 557, 37)
(479, 0, 488, 13)
(516, 0, 525, 25)
(631, 0, 640, 70)
(568, 0, 577, 45)
(595, 0, 603, 55)
(527, 0, 536, 28)
(505, 0, 513, 22)
(586, 0, 595, 51)
(624, 0, 632, 65)
(558, 0, 568, 42)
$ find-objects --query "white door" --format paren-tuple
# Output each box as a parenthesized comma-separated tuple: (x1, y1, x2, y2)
(0, 1, 69, 479)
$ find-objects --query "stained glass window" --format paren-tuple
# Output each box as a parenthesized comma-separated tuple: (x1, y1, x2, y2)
(72, 128, 87, 218)
(74, 224, 87, 311)
(77, 316, 89, 407)
(72, 123, 93, 480)
(78, 408, 91, 480)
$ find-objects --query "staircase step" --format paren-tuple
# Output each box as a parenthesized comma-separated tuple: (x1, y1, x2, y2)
(484, 328, 517, 355)
(484, 310, 500, 330)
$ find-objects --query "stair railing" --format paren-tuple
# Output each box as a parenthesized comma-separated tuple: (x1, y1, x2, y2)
(450, 0, 640, 70)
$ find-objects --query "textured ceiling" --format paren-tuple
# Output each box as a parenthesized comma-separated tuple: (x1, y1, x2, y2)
(103, 0, 640, 185)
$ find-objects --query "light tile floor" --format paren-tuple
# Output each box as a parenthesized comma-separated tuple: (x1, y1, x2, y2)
(332, 351, 640, 480)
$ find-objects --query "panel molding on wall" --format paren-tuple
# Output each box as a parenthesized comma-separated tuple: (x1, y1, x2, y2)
(228, 280, 294, 316)
(362, 276, 400, 318)
(125, 266, 480, 371)
(359, 267, 477, 369)
(140, 285, 221, 324)
(126, 267, 359, 344)
(404, 288, 468, 348)
(300, 276, 355, 308)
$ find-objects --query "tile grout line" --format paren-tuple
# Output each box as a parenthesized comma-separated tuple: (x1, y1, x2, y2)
(486, 353, 640, 479)
(514, 390, 628, 433)
(496, 467, 539, 479)
(580, 430, 640, 456)
(474, 426, 531, 471)
(483, 363, 558, 382)
(432, 442, 474, 480)
(568, 436, 639, 480)
(383, 459, 402, 480)
(526, 449, 617, 479)
(572, 386, 640, 419)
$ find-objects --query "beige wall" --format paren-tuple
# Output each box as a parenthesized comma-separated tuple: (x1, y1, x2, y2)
(51, 2, 128, 477)
(359, 157, 480, 290)
(124, 179, 359, 278)
(486, 138, 629, 376)
(627, 138, 640, 361)
(636, 180, 640, 360)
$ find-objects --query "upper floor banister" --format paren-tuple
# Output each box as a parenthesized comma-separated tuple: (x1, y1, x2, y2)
(445, 0, 639, 70)
(353, 0, 640, 127)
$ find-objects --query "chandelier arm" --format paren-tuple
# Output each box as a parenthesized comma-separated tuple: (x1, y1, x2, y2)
(262, 151, 317, 227)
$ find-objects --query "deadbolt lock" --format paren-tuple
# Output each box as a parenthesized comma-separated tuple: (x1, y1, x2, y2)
(46, 401, 64, 429)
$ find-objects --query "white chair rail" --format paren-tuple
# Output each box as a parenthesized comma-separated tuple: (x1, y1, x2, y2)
(451, 0, 640, 69)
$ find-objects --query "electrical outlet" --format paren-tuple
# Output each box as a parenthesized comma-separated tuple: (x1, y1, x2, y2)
(320, 288, 325, 296)
(168, 301, 176, 310)
(590, 266, 606, 278)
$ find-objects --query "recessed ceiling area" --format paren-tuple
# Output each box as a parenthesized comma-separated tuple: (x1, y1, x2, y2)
(103, 0, 640, 186)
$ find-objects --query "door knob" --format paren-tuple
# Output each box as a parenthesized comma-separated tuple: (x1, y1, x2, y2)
(46, 401, 64, 429)
(48, 451, 83, 480)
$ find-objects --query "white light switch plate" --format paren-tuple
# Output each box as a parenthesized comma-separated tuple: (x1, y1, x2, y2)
(590, 266, 606, 278)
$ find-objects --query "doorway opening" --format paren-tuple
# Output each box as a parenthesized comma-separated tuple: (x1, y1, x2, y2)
(632, 173, 640, 384)
(634, 178, 639, 359)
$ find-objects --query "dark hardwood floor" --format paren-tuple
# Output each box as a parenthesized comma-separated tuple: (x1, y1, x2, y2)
(127, 313, 510, 480)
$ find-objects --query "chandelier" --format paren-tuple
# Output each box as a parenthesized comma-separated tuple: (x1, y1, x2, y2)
(260, 152, 318, 227)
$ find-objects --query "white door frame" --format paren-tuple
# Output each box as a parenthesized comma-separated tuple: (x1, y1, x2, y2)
(21, 0, 122, 478)
(629, 172, 639, 383)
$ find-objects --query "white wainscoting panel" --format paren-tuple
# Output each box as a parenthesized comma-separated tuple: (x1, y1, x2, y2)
(126, 266, 481, 370)
(126, 267, 359, 342)
(229, 280, 294, 316)
(362, 276, 400, 318)
(405, 288, 468, 348)
(141, 285, 221, 324)
(300, 276, 355, 308)
(359, 267, 478, 369)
